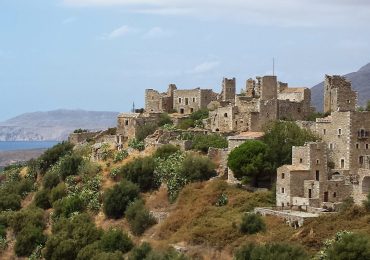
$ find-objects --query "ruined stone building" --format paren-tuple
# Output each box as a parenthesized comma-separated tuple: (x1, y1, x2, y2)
(116, 112, 160, 144)
(276, 75, 370, 209)
(206, 76, 313, 133)
(145, 82, 224, 115)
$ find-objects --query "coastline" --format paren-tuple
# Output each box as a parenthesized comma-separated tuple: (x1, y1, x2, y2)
(0, 148, 47, 168)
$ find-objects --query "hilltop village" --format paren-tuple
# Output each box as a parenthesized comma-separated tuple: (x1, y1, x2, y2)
(2, 74, 370, 260)
(69, 74, 370, 213)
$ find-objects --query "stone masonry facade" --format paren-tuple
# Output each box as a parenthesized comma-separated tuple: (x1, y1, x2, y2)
(277, 75, 370, 209)
(206, 76, 313, 133)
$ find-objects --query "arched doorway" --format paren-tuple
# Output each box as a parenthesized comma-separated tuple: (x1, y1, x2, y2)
(362, 176, 370, 194)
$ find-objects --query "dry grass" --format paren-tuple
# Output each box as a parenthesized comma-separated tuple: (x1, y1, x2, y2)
(155, 180, 274, 251)
(291, 206, 370, 253)
(144, 185, 171, 211)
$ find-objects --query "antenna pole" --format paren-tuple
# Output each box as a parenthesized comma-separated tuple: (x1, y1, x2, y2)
(273, 58, 275, 76)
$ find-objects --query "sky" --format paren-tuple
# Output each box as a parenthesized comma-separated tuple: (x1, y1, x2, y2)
(0, 0, 370, 121)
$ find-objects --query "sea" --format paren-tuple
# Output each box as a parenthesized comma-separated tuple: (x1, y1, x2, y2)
(0, 141, 59, 152)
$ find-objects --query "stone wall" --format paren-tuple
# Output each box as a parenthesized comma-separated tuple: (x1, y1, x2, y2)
(324, 75, 357, 114)
(208, 147, 229, 177)
(68, 132, 98, 145)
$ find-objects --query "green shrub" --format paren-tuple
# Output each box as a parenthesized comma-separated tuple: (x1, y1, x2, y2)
(46, 238, 78, 260)
(14, 225, 46, 257)
(59, 154, 83, 180)
(49, 183, 67, 204)
(17, 178, 34, 197)
(235, 243, 308, 260)
(101, 143, 115, 161)
(228, 140, 272, 186)
(263, 121, 317, 171)
(9, 207, 45, 234)
(76, 241, 101, 260)
(190, 108, 209, 121)
(240, 213, 266, 234)
(28, 244, 43, 260)
(192, 134, 227, 153)
(325, 232, 370, 260)
(103, 180, 140, 219)
(120, 157, 158, 192)
(125, 200, 157, 235)
(74, 128, 88, 133)
(128, 139, 145, 151)
(100, 228, 133, 253)
(0, 193, 21, 211)
(26, 159, 40, 179)
(158, 113, 173, 126)
(34, 189, 51, 209)
(78, 160, 101, 176)
(215, 193, 228, 207)
(38, 142, 74, 174)
(43, 172, 60, 189)
(91, 251, 123, 260)
(45, 214, 102, 260)
(180, 154, 216, 182)
(146, 247, 188, 260)
(177, 119, 194, 130)
(53, 195, 84, 218)
(0, 212, 10, 228)
(0, 236, 7, 252)
(129, 242, 152, 260)
(154, 151, 187, 202)
(109, 168, 120, 180)
(0, 224, 6, 238)
(113, 150, 129, 163)
(136, 123, 158, 141)
(153, 144, 180, 159)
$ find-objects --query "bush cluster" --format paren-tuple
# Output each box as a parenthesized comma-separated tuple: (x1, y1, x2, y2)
(239, 213, 266, 234)
(125, 200, 156, 235)
(154, 151, 216, 202)
(38, 142, 74, 174)
(128, 139, 145, 151)
(235, 242, 308, 260)
(153, 144, 180, 159)
(113, 150, 129, 163)
(103, 180, 140, 219)
(8, 207, 46, 257)
(192, 134, 228, 153)
(53, 195, 85, 218)
(44, 214, 102, 260)
(119, 157, 158, 192)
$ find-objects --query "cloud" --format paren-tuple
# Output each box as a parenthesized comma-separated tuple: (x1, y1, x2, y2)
(62, 17, 77, 24)
(187, 61, 220, 74)
(143, 27, 170, 39)
(62, 0, 370, 27)
(102, 25, 135, 39)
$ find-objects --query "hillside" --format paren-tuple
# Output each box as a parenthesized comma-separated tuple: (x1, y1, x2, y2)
(311, 63, 370, 111)
(1, 141, 370, 259)
(0, 109, 119, 141)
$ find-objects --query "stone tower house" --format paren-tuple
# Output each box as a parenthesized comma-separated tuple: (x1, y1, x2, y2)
(324, 75, 357, 114)
(221, 77, 236, 102)
(260, 76, 278, 100)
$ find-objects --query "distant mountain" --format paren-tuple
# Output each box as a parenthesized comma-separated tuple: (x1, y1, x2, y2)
(0, 109, 119, 141)
(311, 63, 370, 111)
